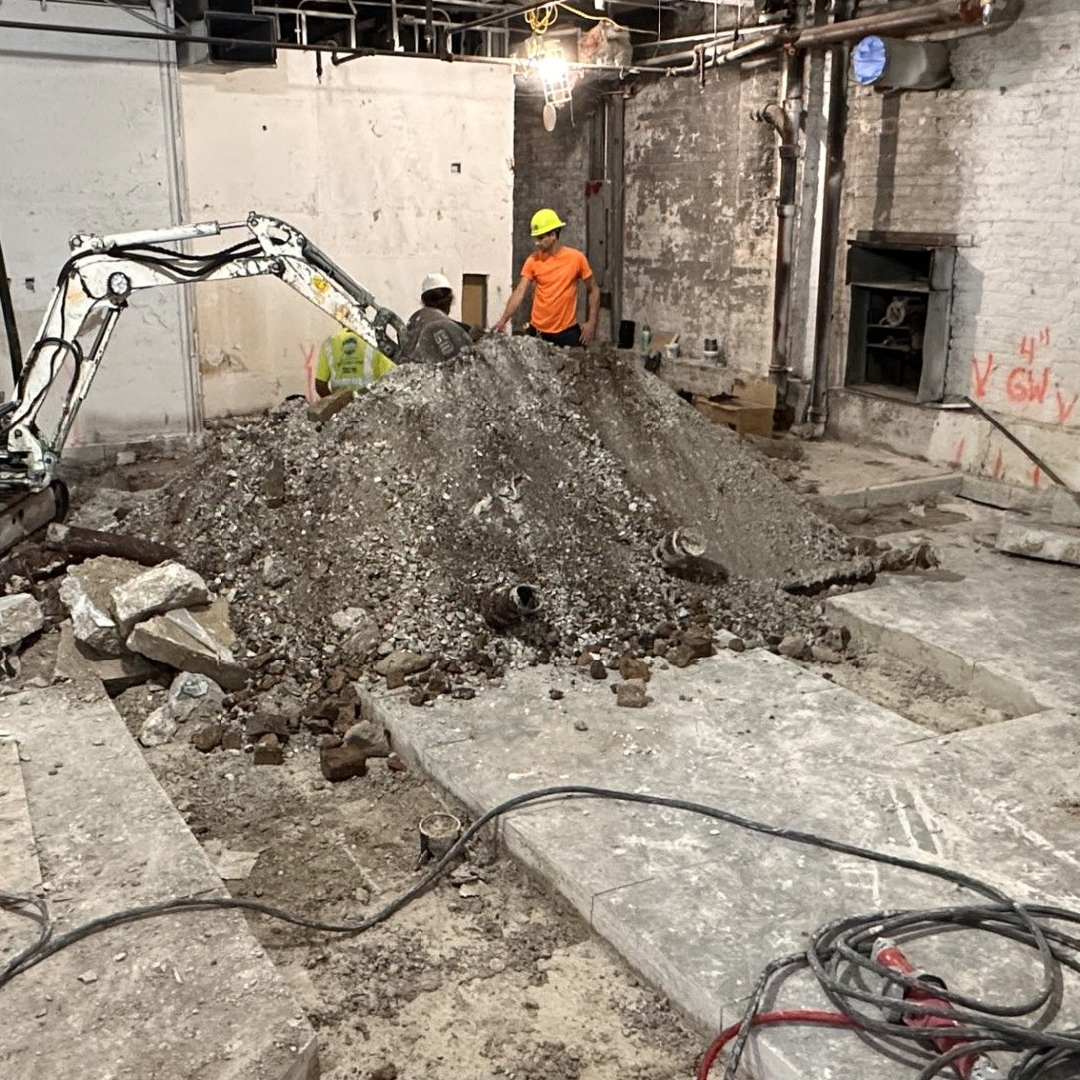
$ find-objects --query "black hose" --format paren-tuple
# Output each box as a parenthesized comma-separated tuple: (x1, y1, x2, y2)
(4, 784, 1080, 1079)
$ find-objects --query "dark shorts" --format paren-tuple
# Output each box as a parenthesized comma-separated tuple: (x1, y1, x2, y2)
(527, 324, 583, 348)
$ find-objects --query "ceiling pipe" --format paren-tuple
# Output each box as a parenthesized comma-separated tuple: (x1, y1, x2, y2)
(638, 29, 782, 68)
(806, 0, 854, 428)
(635, 23, 781, 66)
(791, 0, 978, 48)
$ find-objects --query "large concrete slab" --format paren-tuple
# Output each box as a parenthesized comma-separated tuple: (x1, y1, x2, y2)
(796, 439, 960, 509)
(0, 687, 317, 1080)
(368, 653, 1080, 1080)
(827, 539, 1080, 715)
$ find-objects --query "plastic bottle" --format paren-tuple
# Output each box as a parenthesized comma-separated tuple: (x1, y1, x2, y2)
(641, 324, 652, 354)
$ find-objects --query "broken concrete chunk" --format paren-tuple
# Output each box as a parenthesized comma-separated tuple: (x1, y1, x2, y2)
(667, 644, 696, 668)
(253, 733, 284, 765)
(1051, 488, 1080, 529)
(681, 625, 715, 659)
(374, 649, 437, 679)
(167, 672, 225, 724)
(614, 679, 648, 708)
(330, 607, 370, 632)
(996, 518, 1080, 567)
(111, 562, 210, 635)
(343, 720, 390, 759)
(320, 743, 368, 782)
(58, 556, 144, 656)
(126, 607, 249, 690)
(245, 713, 291, 740)
(618, 655, 651, 682)
(308, 390, 354, 423)
(263, 456, 287, 508)
(191, 724, 224, 753)
(139, 705, 178, 748)
(778, 634, 808, 660)
(0, 594, 44, 650)
(261, 556, 293, 588)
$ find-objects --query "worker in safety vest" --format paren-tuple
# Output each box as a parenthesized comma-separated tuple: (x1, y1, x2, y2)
(313, 328, 395, 397)
(492, 208, 600, 347)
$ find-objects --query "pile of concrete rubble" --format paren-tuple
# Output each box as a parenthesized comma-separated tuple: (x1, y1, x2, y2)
(126, 339, 864, 686)
(1, 337, 912, 770)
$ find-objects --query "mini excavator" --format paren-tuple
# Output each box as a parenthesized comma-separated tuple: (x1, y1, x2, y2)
(0, 212, 417, 555)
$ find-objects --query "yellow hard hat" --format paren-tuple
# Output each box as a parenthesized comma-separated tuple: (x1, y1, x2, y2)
(530, 208, 567, 237)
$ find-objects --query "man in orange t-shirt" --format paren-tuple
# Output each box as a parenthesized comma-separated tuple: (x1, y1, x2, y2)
(493, 208, 600, 347)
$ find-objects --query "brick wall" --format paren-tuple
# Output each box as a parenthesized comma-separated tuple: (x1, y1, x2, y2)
(834, 0, 1080, 487)
(623, 65, 779, 368)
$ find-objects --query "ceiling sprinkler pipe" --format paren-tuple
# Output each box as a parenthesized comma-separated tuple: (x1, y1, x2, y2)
(638, 27, 780, 67)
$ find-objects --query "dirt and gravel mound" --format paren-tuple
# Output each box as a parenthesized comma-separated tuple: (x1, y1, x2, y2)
(128, 337, 856, 689)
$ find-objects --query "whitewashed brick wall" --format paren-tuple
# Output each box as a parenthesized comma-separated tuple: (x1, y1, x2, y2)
(835, 0, 1080, 488)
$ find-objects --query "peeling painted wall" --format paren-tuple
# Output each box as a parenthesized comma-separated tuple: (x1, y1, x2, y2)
(181, 53, 515, 416)
(0, 1, 195, 450)
(833, 0, 1080, 488)
(623, 66, 779, 368)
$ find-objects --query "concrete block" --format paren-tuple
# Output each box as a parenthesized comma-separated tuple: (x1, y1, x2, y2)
(126, 606, 249, 690)
(0, 593, 44, 650)
(1051, 487, 1080, 528)
(960, 475, 1051, 512)
(111, 561, 210, 635)
(58, 556, 143, 656)
(55, 624, 158, 698)
(370, 654, 1080, 1080)
(818, 474, 962, 511)
(827, 562, 1080, 714)
(0, 687, 317, 1080)
(996, 518, 1080, 567)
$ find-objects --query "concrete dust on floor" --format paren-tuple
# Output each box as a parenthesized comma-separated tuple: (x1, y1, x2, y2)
(122, 690, 700, 1080)
(804, 647, 1012, 733)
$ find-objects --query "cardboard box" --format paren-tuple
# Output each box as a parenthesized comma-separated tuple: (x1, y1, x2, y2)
(691, 378, 776, 438)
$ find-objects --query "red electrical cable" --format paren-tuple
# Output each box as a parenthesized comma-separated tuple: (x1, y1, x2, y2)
(697, 1010, 860, 1080)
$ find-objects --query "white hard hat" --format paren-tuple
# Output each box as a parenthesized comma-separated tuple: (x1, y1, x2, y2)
(421, 272, 451, 295)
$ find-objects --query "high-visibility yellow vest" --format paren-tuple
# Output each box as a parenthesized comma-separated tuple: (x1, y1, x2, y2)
(315, 329, 395, 390)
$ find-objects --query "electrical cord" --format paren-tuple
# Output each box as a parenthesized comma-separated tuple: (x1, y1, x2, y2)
(4, 784, 1080, 1079)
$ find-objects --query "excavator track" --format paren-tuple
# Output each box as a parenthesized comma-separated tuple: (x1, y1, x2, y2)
(0, 480, 68, 558)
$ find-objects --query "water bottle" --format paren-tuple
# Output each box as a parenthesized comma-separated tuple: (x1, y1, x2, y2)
(641, 324, 652, 354)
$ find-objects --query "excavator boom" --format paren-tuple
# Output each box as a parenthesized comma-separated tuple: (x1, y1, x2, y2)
(0, 211, 406, 497)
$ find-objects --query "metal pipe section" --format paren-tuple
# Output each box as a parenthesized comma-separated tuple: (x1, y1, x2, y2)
(637, 24, 779, 66)
(806, 1, 853, 427)
(0, 17, 647, 72)
(0, 235, 22, 385)
(768, 0, 808, 384)
(654, 528, 706, 569)
(793, 0, 969, 47)
(448, 0, 553, 35)
(480, 584, 542, 630)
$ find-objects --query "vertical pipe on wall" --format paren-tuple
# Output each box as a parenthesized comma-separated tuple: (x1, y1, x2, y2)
(155, 0, 203, 437)
(806, 0, 852, 427)
(608, 93, 625, 343)
(0, 234, 22, 384)
(768, 0, 808, 387)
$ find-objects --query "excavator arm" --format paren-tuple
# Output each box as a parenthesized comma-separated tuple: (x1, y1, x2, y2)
(0, 211, 406, 495)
